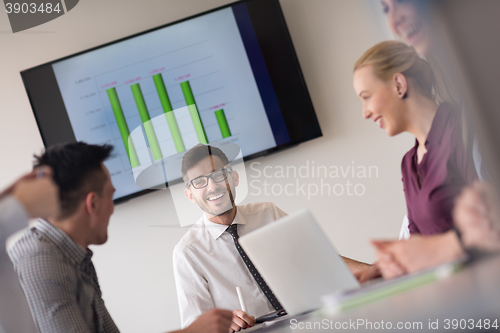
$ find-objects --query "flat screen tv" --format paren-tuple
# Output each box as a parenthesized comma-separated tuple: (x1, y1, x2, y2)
(21, 0, 322, 203)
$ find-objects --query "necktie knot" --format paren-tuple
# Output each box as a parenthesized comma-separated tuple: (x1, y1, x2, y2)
(226, 224, 239, 239)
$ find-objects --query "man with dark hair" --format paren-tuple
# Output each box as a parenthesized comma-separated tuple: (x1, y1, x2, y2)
(175, 144, 263, 331)
(174, 144, 371, 331)
(9, 142, 233, 333)
(180, 144, 235, 218)
(180, 144, 230, 182)
(9, 142, 118, 333)
(34, 142, 113, 221)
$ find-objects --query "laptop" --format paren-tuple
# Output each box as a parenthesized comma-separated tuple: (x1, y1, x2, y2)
(239, 209, 360, 317)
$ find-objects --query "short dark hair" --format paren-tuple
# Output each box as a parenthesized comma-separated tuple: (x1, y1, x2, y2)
(181, 144, 230, 182)
(34, 142, 113, 219)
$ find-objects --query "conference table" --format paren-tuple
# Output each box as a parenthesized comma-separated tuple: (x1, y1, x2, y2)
(248, 253, 500, 332)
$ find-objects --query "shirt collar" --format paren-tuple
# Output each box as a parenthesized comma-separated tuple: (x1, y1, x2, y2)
(36, 219, 91, 265)
(203, 207, 247, 240)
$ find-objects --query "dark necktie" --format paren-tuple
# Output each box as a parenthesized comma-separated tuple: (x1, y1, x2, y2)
(226, 224, 284, 311)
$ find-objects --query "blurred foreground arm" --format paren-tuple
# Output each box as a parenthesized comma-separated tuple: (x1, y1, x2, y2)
(1, 167, 58, 244)
(453, 181, 500, 251)
(372, 232, 465, 279)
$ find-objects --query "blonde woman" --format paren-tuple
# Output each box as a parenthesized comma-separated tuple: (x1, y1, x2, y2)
(381, 0, 492, 183)
(352, 41, 477, 279)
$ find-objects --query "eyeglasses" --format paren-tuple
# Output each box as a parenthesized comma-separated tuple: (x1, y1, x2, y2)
(186, 168, 231, 189)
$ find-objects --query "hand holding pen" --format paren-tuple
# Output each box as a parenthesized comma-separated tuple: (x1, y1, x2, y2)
(230, 286, 255, 332)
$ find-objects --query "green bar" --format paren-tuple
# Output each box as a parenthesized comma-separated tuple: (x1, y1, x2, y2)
(188, 105, 208, 144)
(106, 88, 140, 168)
(215, 109, 231, 138)
(152, 74, 173, 112)
(130, 83, 163, 161)
(153, 74, 185, 153)
(165, 112, 185, 153)
(180, 81, 208, 144)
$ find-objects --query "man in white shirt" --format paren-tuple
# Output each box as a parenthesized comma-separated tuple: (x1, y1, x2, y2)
(174, 144, 369, 331)
(0, 167, 59, 333)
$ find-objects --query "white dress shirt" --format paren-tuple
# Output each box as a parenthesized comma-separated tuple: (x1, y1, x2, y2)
(0, 196, 38, 333)
(173, 202, 287, 327)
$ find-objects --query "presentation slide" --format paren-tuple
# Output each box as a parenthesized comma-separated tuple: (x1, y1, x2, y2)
(51, 7, 278, 200)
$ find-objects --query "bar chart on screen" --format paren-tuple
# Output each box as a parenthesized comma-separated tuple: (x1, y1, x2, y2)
(52, 7, 278, 198)
(96, 46, 235, 171)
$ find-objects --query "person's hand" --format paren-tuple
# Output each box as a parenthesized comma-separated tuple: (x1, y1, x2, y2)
(453, 181, 500, 251)
(0, 169, 39, 200)
(353, 264, 381, 283)
(373, 242, 407, 279)
(229, 310, 255, 332)
(183, 309, 233, 333)
(10, 166, 59, 219)
(372, 233, 465, 279)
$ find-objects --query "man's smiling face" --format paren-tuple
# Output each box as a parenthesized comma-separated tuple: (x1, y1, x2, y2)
(184, 155, 238, 218)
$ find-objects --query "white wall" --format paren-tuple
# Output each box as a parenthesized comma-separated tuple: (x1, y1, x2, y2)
(0, 1, 414, 332)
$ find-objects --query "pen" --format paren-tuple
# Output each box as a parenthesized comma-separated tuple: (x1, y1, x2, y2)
(236, 286, 248, 313)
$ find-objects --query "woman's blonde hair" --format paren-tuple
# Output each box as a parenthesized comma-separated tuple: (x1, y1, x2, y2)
(354, 40, 437, 101)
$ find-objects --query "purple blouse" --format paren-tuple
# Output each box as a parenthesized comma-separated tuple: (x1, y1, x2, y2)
(401, 103, 477, 235)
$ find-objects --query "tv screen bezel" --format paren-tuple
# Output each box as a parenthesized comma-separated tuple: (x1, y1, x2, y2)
(21, 0, 321, 204)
